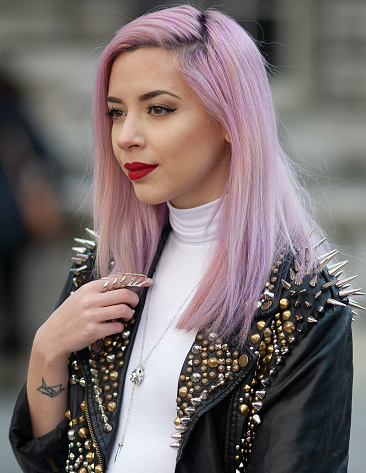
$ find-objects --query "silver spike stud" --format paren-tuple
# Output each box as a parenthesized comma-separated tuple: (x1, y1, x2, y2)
(338, 288, 363, 298)
(74, 237, 96, 249)
(336, 275, 358, 288)
(255, 390, 266, 399)
(252, 401, 262, 411)
(317, 249, 339, 265)
(72, 247, 87, 254)
(171, 432, 182, 440)
(170, 442, 180, 448)
(307, 316, 318, 323)
(175, 425, 187, 433)
(289, 268, 296, 281)
(185, 407, 195, 416)
(316, 251, 339, 274)
(307, 228, 315, 237)
(321, 280, 337, 290)
(313, 237, 327, 249)
(69, 265, 88, 274)
(85, 227, 99, 240)
(281, 279, 291, 290)
(253, 414, 261, 425)
(309, 275, 318, 288)
(71, 256, 85, 264)
(348, 300, 366, 311)
(328, 261, 349, 276)
(74, 254, 89, 262)
(191, 397, 201, 407)
(327, 298, 347, 308)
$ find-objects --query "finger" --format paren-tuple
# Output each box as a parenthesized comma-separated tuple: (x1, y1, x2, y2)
(98, 304, 135, 323)
(97, 320, 125, 339)
(100, 272, 153, 292)
(100, 287, 139, 308)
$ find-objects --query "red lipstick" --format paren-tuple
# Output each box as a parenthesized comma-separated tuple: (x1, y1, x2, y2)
(124, 162, 158, 181)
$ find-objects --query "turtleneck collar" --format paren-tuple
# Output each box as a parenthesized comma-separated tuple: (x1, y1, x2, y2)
(167, 199, 221, 245)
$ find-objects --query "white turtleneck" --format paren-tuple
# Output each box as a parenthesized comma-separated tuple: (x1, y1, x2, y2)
(109, 199, 220, 472)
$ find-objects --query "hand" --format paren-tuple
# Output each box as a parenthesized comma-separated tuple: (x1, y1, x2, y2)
(34, 273, 153, 363)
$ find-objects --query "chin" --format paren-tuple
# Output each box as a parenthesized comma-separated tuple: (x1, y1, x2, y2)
(133, 189, 168, 207)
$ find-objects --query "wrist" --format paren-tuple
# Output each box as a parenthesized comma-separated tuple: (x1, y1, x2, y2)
(32, 326, 70, 369)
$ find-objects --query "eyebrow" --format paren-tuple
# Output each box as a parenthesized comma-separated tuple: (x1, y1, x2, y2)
(106, 89, 182, 104)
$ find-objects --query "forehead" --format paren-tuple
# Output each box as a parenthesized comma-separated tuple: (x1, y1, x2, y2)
(108, 48, 184, 95)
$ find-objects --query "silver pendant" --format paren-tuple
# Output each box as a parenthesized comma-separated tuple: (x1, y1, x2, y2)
(130, 365, 144, 384)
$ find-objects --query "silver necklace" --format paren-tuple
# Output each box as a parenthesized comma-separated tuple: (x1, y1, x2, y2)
(114, 279, 197, 462)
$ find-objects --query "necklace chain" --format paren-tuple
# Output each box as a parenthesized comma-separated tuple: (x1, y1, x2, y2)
(114, 274, 197, 462)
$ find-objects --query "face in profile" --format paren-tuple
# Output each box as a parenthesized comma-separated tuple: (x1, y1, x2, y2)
(107, 47, 230, 209)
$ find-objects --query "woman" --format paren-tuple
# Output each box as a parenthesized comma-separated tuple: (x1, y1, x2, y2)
(10, 5, 361, 472)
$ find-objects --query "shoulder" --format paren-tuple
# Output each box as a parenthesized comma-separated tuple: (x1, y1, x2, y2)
(248, 246, 361, 369)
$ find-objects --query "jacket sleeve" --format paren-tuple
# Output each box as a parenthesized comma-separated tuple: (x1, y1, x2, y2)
(248, 303, 353, 473)
(9, 270, 77, 472)
(9, 383, 69, 473)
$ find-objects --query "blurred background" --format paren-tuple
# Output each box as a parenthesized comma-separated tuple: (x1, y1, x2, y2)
(0, 0, 365, 471)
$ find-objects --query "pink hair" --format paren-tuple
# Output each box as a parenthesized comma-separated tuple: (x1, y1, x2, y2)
(92, 5, 322, 341)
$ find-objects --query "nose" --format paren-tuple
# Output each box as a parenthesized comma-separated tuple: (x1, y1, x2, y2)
(116, 115, 146, 151)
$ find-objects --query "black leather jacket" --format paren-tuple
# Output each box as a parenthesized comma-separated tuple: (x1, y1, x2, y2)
(10, 232, 354, 473)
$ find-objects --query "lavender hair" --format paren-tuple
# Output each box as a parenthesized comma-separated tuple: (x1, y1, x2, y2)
(92, 5, 323, 341)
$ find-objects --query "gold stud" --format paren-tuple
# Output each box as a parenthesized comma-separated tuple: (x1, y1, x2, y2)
(264, 328, 272, 338)
(239, 354, 249, 367)
(207, 357, 219, 368)
(238, 404, 249, 415)
(179, 386, 188, 398)
(283, 321, 295, 333)
(282, 310, 291, 320)
(250, 333, 260, 344)
(279, 298, 289, 309)
(257, 320, 266, 331)
(86, 452, 95, 463)
(109, 371, 118, 381)
(78, 427, 89, 439)
(107, 401, 116, 412)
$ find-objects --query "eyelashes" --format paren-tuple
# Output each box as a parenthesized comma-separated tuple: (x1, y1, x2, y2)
(106, 104, 177, 119)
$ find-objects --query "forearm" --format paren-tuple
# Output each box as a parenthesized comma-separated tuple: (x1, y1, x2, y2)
(26, 329, 69, 439)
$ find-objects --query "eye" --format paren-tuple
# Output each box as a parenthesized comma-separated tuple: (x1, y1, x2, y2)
(106, 108, 126, 119)
(147, 104, 177, 117)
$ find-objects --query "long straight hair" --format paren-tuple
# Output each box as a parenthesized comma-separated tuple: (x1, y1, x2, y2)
(93, 5, 322, 341)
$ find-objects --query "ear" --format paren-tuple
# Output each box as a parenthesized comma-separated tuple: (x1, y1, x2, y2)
(224, 132, 231, 144)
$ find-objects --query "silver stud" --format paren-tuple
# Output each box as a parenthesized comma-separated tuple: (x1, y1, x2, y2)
(309, 275, 318, 287)
(338, 288, 363, 298)
(336, 275, 358, 288)
(348, 300, 365, 311)
(307, 316, 318, 323)
(255, 390, 266, 399)
(327, 260, 349, 276)
(317, 249, 339, 264)
(321, 280, 337, 290)
(170, 442, 180, 448)
(313, 237, 326, 249)
(327, 298, 347, 308)
(281, 279, 291, 290)
(85, 227, 99, 240)
(253, 414, 261, 424)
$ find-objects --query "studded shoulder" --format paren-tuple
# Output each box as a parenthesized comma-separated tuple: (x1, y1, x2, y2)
(234, 245, 363, 472)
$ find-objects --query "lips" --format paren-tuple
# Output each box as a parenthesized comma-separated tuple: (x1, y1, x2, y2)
(124, 162, 158, 181)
